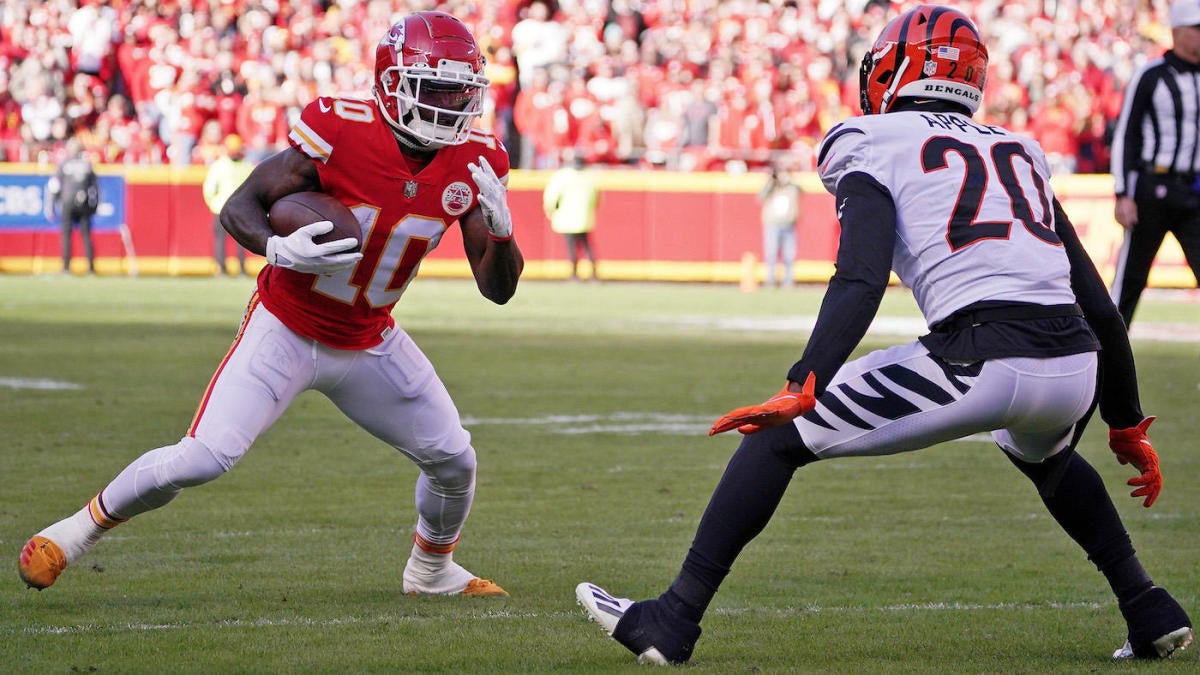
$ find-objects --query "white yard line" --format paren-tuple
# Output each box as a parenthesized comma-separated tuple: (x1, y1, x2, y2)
(0, 377, 82, 390)
(669, 314, 1200, 342)
(13, 600, 1108, 636)
(460, 412, 713, 435)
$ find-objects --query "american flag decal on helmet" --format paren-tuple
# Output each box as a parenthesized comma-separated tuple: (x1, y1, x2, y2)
(936, 45, 960, 60)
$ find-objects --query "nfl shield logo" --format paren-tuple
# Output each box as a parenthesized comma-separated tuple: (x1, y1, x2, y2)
(404, 181, 418, 198)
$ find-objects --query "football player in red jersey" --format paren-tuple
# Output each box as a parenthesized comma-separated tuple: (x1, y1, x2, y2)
(19, 12, 520, 598)
(576, 5, 1192, 664)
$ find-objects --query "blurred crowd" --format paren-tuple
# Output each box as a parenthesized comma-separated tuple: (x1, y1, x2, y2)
(0, 0, 1177, 174)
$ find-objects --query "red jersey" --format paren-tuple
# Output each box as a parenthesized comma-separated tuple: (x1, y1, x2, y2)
(258, 96, 510, 350)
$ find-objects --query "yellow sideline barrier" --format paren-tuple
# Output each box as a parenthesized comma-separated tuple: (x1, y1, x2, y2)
(0, 169, 1193, 289)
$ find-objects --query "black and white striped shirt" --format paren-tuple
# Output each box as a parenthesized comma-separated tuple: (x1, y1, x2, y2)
(1112, 51, 1200, 197)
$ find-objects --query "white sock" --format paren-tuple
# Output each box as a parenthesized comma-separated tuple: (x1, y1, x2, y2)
(402, 540, 473, 594)
(37, 496, 120, 563)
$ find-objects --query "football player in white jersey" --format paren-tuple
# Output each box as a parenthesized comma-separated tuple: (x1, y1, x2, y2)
(577, 5, 1192, 665)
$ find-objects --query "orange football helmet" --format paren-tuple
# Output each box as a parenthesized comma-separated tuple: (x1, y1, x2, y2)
(859, 5, 988, 115)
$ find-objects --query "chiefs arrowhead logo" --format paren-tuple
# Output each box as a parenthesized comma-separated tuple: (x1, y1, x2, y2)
(442, 181, 472, 216)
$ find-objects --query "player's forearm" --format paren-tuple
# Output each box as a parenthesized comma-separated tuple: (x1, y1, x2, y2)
(787, 173, 894, 389)
(222, 149, 323, 256)
(474, 239, 524, 304)
(220, 195, 273, 255)
(1055, 199, 1143, 427)
(787, 274, 884, 389)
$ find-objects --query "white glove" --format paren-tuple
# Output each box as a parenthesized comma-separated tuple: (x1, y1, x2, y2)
(468, 155, 513, 240)
(265, 221, 363, 274)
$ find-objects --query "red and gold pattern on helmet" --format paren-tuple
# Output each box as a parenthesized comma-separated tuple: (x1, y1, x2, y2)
(373, 11, 489, 148)
(859, 5, 988, 115)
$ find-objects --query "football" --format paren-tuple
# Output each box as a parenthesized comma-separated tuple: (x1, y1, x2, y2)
(268, 192, 362, 251)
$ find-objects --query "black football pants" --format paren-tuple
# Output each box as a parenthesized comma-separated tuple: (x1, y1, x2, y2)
(1112, 192, 1200, 327)
(60, 203, 95, 273)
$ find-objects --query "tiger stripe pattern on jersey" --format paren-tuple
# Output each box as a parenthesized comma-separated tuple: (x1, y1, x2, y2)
(803, 353, 982, 434)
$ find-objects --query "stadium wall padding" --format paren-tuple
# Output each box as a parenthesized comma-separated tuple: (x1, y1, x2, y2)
(0, 163, 1192, 287)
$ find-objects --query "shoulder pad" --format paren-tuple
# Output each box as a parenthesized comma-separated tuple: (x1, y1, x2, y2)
(817, 121, 871, 195)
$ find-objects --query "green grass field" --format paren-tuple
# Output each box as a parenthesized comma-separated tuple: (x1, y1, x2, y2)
(1, 275, 1197, 673)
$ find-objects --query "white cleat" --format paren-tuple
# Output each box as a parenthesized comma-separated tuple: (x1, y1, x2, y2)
(637, 648, 670, 667)
(576, 582, 632, 635)
(575, 582, 669, 666)
(1113, 626, 1194, 659)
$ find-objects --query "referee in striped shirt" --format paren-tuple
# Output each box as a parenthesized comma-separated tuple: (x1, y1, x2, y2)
(1111, 0, 1200, 328)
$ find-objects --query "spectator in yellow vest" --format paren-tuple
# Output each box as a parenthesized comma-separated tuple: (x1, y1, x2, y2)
(544, 153, 600, 281)
(758, 164, 802, 288)
(203, 134, 255, 275)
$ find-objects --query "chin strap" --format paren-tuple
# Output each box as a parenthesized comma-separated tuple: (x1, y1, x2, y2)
(879, 54, 910, 114)
(391, 125, 441, 152)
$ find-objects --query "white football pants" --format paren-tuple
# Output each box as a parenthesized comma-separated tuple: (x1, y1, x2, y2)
(98, 296, 475, 546)
(796, 341, 1098, 462)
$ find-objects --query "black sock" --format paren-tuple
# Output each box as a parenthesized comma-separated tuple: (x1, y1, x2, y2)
(1007, 448, 1152, 603)
(664, 424, 815, 623)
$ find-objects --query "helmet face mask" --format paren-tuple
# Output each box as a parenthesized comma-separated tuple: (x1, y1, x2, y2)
(374, 12, 489, 149)
(419, 79, 478, 113)
(859, 5, 988, 115)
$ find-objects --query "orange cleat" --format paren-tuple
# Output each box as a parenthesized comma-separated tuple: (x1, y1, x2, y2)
(18, 536, 67, 590)
(462, 578, 509, 597)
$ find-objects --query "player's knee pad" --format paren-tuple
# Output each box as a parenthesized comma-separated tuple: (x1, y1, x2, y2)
(423, 445, 477, 493)
(167, 436, 236, 487)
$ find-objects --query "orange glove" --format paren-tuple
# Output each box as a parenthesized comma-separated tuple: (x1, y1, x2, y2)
(709, 372, 817, 436)
(1108, 416, 1161, 508)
